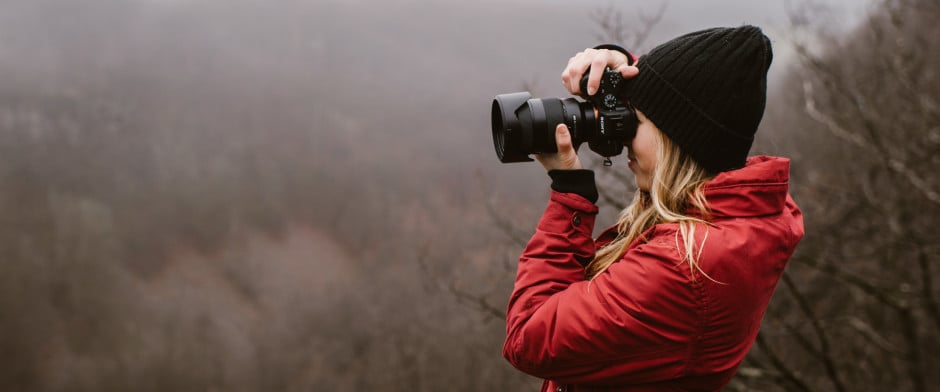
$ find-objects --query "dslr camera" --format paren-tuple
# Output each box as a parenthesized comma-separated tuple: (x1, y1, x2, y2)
(491, 68, 638, 165)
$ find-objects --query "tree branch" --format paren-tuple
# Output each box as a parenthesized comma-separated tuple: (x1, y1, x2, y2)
(485, 195, 532, 248)
(781, 273, 847, 392)
(916, 248, 940, 331)
(799, 54, 940, 206)
(590, 3, 666, 49)
(754, 332, 814, 392)
(795, 256, 907, 310)
(448, 281, 506, 320)
(898, 308, 925, 392)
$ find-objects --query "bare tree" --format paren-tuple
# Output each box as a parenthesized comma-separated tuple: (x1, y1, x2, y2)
(737, 0, 940, 390)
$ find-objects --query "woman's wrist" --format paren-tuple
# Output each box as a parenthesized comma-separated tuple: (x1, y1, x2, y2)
(548, 169, 598, 203)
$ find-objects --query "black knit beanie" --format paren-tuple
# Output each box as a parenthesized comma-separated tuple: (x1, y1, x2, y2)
(625, 25, 773, 172)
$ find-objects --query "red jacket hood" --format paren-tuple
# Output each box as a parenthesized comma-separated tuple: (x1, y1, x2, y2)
(700, 155, 792, 219)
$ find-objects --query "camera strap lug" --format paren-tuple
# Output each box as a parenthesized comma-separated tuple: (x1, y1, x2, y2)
(603, 157, 613, 167)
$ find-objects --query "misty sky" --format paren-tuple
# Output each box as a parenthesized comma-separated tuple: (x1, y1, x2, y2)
(0, 0, 872, 196)
(306, 0, 870, 187)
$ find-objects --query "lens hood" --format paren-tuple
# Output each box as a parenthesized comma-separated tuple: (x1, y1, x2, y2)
(491, 92, 535, 163)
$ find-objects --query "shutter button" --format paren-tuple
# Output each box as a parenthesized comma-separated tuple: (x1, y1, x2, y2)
(572, 213, 581, 226)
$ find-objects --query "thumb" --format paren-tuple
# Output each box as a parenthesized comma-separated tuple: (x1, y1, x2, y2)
(553, 123, 582, 170)
(556, 124, 574, 153)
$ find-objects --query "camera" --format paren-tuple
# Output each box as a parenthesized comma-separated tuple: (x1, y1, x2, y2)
(491, 69, 637, 165)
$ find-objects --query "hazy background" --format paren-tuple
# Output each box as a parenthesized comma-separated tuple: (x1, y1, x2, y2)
(3, 0, 937, 391)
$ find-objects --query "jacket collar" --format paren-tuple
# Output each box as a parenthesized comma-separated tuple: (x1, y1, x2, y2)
(700, 155, 791, 218)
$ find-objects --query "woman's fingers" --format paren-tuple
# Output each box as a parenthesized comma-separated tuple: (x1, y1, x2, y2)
(561, 48, 636, 96)
(562, 51, 590, 95)
(586, 55, 609, 95)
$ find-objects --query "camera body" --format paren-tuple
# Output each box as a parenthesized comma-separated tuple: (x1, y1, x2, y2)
(491, 69, 637, 164)
(580, 69, 635, 160)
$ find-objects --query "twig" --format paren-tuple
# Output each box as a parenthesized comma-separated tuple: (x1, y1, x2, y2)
(796, 256, 906, 310)
(484, 195, 531, 248)
(846, 316, 901, 355)
(590, 3, 666, 50)
(898, 309, 925, 392)
(449, 282, 506, 320)
(800, 65, 940, 206)
(781, 273, 846, 392)
(754, 332, 814, 392)
(916, 248, 940, 331)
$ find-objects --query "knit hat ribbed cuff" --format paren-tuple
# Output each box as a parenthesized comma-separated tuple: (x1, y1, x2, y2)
(629, 60, 754, 172)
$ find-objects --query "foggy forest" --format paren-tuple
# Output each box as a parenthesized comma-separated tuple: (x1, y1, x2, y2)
(1, 0, 937, 391)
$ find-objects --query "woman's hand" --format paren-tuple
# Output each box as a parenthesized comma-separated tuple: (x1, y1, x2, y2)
(561, 48, 639, 96)
(535, 124, 582, 171)
(541, 47, 638, 172)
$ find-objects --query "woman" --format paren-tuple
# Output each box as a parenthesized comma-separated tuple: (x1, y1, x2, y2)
(503, 26, 804, 391)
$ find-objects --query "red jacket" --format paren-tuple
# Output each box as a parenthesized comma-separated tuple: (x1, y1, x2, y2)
(504, 156, 804, 391)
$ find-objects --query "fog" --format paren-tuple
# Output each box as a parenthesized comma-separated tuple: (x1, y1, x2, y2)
(1, 0, 866, 191)
(5, 0, 923, 391)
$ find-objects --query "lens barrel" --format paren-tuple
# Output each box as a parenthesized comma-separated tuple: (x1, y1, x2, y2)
(491, 94, 597, 163)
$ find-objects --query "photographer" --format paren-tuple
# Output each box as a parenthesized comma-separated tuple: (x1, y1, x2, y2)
(502, 26, 804, 391)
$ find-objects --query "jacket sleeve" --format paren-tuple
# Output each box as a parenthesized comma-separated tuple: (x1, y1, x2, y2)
(503, 191, 697, 385)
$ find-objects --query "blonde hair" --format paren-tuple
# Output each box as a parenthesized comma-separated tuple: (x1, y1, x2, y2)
(585, 128, 717, 281)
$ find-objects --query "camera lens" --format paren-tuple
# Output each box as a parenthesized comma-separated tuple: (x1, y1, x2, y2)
(491, 93, 597, 163)
(492, 68, 637, 164)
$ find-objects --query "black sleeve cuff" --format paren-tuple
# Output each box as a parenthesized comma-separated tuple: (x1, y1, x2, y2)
(548, 169, 598, 204)
(593, 44, 636, 65)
